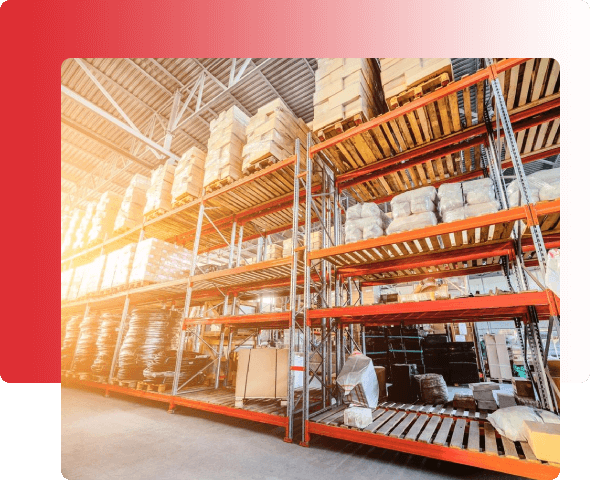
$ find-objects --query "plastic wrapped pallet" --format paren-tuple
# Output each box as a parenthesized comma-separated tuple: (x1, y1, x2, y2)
(144, 163, 175, 216)
(242, 99, 310, 173)
(73, 202, 96, 250)
(336, 352, 379, 409)
(344, 202, 389, 243)
(380, 58, 453, 106)
(545, 248, 560, 297)
(79, 255, 107, 296)
(129, 238, 191, 285)
(387, 211, 438, 234)
(507, 168, 560, 207)
(312, 58, 385, 133)
(204, 106, 249, 189)
(462, 177, 496, 205)
(61, 269, 73, 300)
(267, 243, 283, 260)
(87, 191, 123, 245)
(67, 264, 89, 301)
(114, 174, 150, 233)
(438, 182, 464, 215)
(171, 146, 206, 203)
(112, 243, 137, 288)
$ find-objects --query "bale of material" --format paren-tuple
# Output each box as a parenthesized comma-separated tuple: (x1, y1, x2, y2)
(415, 373, 449, 405)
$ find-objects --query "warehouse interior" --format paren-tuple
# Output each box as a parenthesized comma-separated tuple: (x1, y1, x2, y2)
(61, 58, 560, 480)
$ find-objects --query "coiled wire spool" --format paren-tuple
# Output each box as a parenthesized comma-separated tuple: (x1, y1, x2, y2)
(71, 312, 102, 373)
(143, 350, 210, 385)
(61, 315, 82, 370)
(90, 312, 121, 376)
(117, 307, 182, 381)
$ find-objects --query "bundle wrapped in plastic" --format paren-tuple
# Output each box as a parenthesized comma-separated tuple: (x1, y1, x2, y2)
(112, 243, 137, 288)
(171, 146, 206, 203)
(61, 269, 73, 300)
(464, 201, 500, 218)
(129, 239, 192, 285)
(79, 255, 107, 296)
(73, 202, 97, 251)
(442, 207, 466, 223)
(204, 106, 249, 188)
(391, 201, 411, 219)
(87, 191, 123, 245)
(438, 182, 464, 214)
(344, 202, 390, 243)
(144, 164, 175, 215)
(386, 211, 438, 234)
(507, 168, 560, 207)
(62, 208, 84, 255)
(67, 264, 90, 300)
(545, 248, 560, 298)
(392, 186, 437, 206)
(463, 177, 496, 205)
(114, 174, 150, 233)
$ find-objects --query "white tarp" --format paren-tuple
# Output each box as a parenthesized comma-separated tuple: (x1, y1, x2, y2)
(336, 352, 379, 409)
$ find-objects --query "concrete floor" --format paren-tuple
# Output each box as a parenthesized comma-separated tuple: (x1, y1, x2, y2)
(62, 386, 525, 480)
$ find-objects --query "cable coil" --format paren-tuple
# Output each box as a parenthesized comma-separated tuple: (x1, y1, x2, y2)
(143, 350, 210, 385)
(61, 315, 82, 370)
(90, 312, 121, 376)
(71, 312, 102, 373)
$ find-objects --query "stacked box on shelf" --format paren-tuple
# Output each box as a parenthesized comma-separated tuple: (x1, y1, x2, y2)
(67, 264, 90, 301)
(129, 239, 191, 285)
(61, 269, 74, 300)
(203, 106, 249, 189)
(281, 238, 292, 257)
(171, 146, 206, 204)
(144, 163, 176, 217)
(114, 174, 150, 233)
(61, 208, 84, 255)
(100, 243, 137, 292)
(242, 98, 309, 173)
(72, 202, 96, 251)
(312, 58, 385, 133)
(266, 243, 283, 260)
(87, 191, 123, 245)
(379, 58, 453, 109)
(79, 255, 107, 296)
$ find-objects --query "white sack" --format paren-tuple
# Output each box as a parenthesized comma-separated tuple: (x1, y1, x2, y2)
(487, 406, 560, 442)
(391, 201, 411, 219)
(411, 196, 436, 214)
(386, 211, 438, 234)
(464, 201, 500, 218)
(336, 353, 379, 409)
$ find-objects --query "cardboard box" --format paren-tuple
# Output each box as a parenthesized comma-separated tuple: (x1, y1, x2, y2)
(477, 400, 498, 411)
(496, 392, 517, 408)
(144, 164, 175, 215)
(512, 378, 535, 398)
(453, 393, 476, 410)
(344, 407, 373, 428)
(172, 147, 206, 202)
(234, 348, 303, 406)
(485, 334, 512, 380)
(523, 421, 560, 463)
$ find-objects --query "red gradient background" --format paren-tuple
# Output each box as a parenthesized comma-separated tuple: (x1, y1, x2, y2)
(0, 0, 580, 382)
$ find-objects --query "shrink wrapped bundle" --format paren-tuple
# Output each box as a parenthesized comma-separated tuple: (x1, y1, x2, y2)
(344, 202, 389, 243)
(112, 243, 137, 288)
(61, 269, 73, 300)
(388, 186, 439, 233)
(507, 168, 560, 207)
(312, 58, 385, 132)
(87, 191, 123, 245)
(79, 255, 107, 296)
(67, 264, 90, 300)
(438, 183, 464, 215)
(62, 208, 84, 255)
(391, 201, 411, 220)
(442, 207, 466, 223)
(129, 239, 191, 285)
(204, 106, 249, 188)
(462, 177, 496, 205)
(464, 201, 500, 218)
(91, 312, 122, 376)
(73, 202, 97, 250)
(114, 174, 150, 232)
(545, 249, 560, 298)
(387, 211, 438, 234)
(242, 99, 309, 173)
(171, 146, 206, 203)
(61, 315, 82, 370)
(144, 163, 175, 215)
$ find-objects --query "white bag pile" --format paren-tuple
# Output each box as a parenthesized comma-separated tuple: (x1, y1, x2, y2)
(144, 163, 176, 216)
(87, 191, 123, 245)
(73, 202, 97, 250)
(386, 186, 438, 234)
(439, 178, 500, 223)
(171, 146, 206, 203)
(344, 202, 391, 244)
(129, 239, 192, 285)
(204, 106, 249, 189)
(312, 58, 384, 132)
(114, 174, 150, 233)
(242, 99, 309, 173)
(438, 182, 464, 223)
(62, 208, 84, 255)
(507, 168, 560, 207)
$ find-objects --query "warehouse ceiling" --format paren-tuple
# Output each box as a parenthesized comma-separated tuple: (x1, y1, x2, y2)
(61, 58, 318, 209)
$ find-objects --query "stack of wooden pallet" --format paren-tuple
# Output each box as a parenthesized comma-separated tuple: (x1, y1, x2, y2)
(204, 106, 249, 191)
(172, 146, 206, 206)
(144, 163, 175, 219)
(114, 174, 150, 234)
(242, 99, 309, 174)
(73, 202, 96, 251)
(312, 58, 385, 135)
(380, 58, 453, 110)
(87, 191, 123, 246)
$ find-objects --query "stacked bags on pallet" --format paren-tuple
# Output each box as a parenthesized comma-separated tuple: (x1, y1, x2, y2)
(144, 163, 176, 216)
(242, 99, 309, 173)
(62, 207, 83, 255)
(507, 168, 560, 207)
(129, 239, 192, 285)
(73, 202, 96, 250)
(387, 186, 438, 234)
(87, 191, 123, 245)
(114, 174, 150, 233)
(438, 178, 499, 223)
(204, 106, 249, 189)
(312, 58, 385, 133)
(344, 202, 391, 244)
(171, 146, 206, 203)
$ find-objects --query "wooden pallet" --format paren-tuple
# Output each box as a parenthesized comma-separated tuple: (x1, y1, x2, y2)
(204, 176, 236, 194)
(316, 112, 368, 141)
(112, 226, 132, 237)
(110, 378, 139, 389)
(143, 208, 168, 221)
(136, 381, 171, 394)
(127, 280, 155, 290)
(387, 72, 451, 110)
(172, 193, 198, 208)
(242, 154, 280, 175)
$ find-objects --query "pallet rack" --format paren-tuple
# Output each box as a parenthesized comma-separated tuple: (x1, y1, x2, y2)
(61, 58, 560, 478)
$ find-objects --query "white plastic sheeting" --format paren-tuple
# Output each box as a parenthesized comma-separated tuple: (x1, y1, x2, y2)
(488, 406, 560, 442)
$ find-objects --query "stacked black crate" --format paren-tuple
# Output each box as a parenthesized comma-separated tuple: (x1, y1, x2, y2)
(423, 334, 450, 380)
(364, 326, 391, 379)
(423, 334, 479, 384)
(387, 325, 425, 375)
